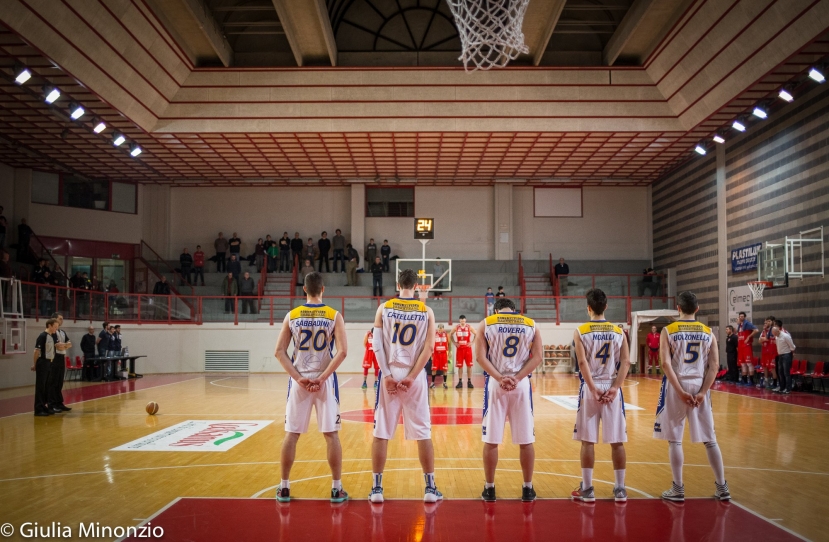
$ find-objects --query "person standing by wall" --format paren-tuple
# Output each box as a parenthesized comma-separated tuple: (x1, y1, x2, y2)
(647, 325, 661, 374)
(221, 272, 238, 314)
(554, 257, 570, 296)
(381, 240, 391, 272)
(239, 271, 258, 314)
(81, 325, 97, 381)
(345, 245, 359, 286)
(267, 240, 279, 274)
(725, 326, 738, 383)
(365, 239, 378, 268)
(179, 248, 193, 286)
(318, 232, 331, 273)
(290, 232, 304, 270)
(152, 275, 171, 320)
(332, 229, 346, 273)
(736, 312, 758, 386)
(254, 238, 266, 273)
(16, 218, 33, 263)
(32, 318, 58, 416)
(48, 313, 72, 412)
(228, 232, 242, 261)
(214, 232, 228, 273)
(303, 238, 318, 267)
(279, 232, 292, 273)
(772, 321, 795, 395)
(485, 287, 495, 316)
(227, 254, 242, 282)
(758, 316, 778, 390)
(371, 256, 384, 297)
(193, 245, 206, 286)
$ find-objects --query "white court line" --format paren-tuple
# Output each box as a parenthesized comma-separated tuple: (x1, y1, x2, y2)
(250, 468, 654, 499)
(208, 376, 351, 391)
(710, 388, 829, 413)
(116, 497, 182, 542)
(730, 500, 810, 541)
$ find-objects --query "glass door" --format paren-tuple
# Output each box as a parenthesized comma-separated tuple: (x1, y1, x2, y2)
(97, 258, 128, 294)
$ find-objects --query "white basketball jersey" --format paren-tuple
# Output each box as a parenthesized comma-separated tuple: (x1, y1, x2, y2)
(381, 298, 429, 379)
(288, 304, 338, 378)
(665, 320, 713, 378)
(483, 312, 536, 376)
(577, 320, 624, 380)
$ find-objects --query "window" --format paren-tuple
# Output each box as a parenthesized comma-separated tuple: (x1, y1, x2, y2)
(111, 182, 137, 214)
(366, 187, 414, 217)
(63, 176, 109, 210)
(31, 171, 59, 205)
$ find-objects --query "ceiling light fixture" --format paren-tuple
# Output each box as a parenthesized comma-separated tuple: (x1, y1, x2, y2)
(112, 132, 126, 147)
(14, 66, 32, 85)
(694, 142, 707, 155)
(129, 143, 142, 157)
(778, 87, 794, 102)
(69, 102, 85, 120)
(808, 66, 825, 83)
(93, 118, 106, 133)
(732, 118, 746, 132)
(43, 85, 60, 104)
(712, 132, 725, 144)
(752, 103, 768, 119)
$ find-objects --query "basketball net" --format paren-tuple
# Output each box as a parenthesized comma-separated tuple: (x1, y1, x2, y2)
(747, 281, 769, 301)
(446, 0, 530, 72)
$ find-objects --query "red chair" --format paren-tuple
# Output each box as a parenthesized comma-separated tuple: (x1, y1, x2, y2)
(64, 357, 81, 382)
(806, 361, 825, 393)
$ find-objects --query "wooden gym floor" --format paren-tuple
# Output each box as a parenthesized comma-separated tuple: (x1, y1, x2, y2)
(0, 373, 825, 541)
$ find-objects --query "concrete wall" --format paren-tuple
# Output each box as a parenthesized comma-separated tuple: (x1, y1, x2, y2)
(0, 319, 577, 390)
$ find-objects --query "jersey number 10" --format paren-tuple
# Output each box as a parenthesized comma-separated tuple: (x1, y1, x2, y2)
(392, 323, 416, 346)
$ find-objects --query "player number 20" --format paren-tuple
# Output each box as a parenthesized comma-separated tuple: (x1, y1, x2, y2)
(298, 329, 327, 351)
(392, 323, 416, 346)
(502, 336, 519, 357)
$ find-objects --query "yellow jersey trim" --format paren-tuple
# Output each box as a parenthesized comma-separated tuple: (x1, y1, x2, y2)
(289, 305, 338, 321)
(578, 322, 622, 335)
(485, 313, 535, 327)
(383, 299, 427, 312)
(666, 321, 711, 335)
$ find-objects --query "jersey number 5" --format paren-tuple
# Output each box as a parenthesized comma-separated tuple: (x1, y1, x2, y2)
(684, 342, 701, 363)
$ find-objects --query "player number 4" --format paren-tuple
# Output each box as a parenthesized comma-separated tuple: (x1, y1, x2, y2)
(596, 342, 610, 365)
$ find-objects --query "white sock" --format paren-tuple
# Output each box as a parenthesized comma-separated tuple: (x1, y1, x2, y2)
(522, 481, 532, 488)
(582, 468, 593, 489)
(668, 441, 684, 485)
(614, 469, 625, 489)
(281, 479, 290, 490)
(373, 472, 382, 488)
(485, 482, 494, 489)
(424, 472, 435, 489)
(705, 442, 726, 485)
(332, 479, 342, 490)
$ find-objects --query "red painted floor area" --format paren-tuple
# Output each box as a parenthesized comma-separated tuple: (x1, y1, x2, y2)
(341, 406, 483, 425)
(0, 374, 200, 418)
(128, 498, 799, 542)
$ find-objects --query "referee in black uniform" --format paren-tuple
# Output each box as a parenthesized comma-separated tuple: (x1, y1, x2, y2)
(48, 313, 72, 412)
(32, 318, 59, 416)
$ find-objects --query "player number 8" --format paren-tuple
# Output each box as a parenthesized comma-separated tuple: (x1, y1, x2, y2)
(503, 336, 519, 357)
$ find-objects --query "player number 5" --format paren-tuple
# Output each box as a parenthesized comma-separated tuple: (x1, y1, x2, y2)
(684, 342, 700, 363)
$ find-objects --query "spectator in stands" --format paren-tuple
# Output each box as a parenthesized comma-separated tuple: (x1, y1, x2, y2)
(496, 286, 506, 298)
(433, 258, 445, 299)
(179, 248, 193, 286)
(279, 232, 291, 273)
(254, 238, 266, 272)
(264, 235, 275, 272)
(639, 267, 658, 296)
(193, 245, 206, 286)
(365, 238, 378, 266)
(332, 229, 346, 273)
(318, 231, 331, 273)
(0, 206, 5, 250)
(485, 287, 495, 316)
(77, 272, 92, 318)
(152, 275, 171, 320)
(772, 320, 795, 395)
(371, 256, 384, 297)
(229, 232, 242, 259)
(32, 258, 48, 282)
(303, 237, 318, 266)
(16, 218, 33, 263)
(267, 240, 279, 274)
(221, 272, 238, 313)
(239, 271, 258, 314)
(345, 244, 359, 286)
(725, 325, 739, 383)
(381, 239, 391, 272)
(299, 259, 315, 286)
(214, 232, 229, 273)
(0, 251, 11, 279)
(554, 257, 570, 295)
(290, 232, 304, 270)
(227, 254, 242, 281)
(37, 270, 55, 316)
(81, 325, 97, 381)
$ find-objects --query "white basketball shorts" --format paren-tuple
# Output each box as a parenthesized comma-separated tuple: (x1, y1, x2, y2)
(653, 376, 716, 443)
(572, 378, 627, 444)
(285, 373, 341, 434)
(482, 374, 535, 445)
(373, 370, 431, 440)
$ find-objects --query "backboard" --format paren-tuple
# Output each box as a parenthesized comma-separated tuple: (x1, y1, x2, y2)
(757, 244, 788, 288)
(395, 258, 453, 292)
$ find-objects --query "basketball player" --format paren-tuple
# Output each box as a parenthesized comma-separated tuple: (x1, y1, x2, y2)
(370, 269, 441, 503)
(431, 324, 449, 389)
(654, 291, 730, 502)
(274, 272, 349, 503)
(646, 325, 660, 373)
(476, 297, 542, 502)
(571, 289, 630, 503)
(362, 329, 379, 389)
(737, 311, 758, 386)
(758, 316, 777, 389)
(452, 315, 477, 389)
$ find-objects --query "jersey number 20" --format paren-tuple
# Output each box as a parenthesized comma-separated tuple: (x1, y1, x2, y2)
(298, 329, 327, 351)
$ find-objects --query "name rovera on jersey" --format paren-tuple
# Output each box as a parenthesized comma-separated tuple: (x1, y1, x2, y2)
(484, 314, 536, 376)
(666, 321, 713, 378)
(289, 305, 338, 378)
(382, 299, 429, 380)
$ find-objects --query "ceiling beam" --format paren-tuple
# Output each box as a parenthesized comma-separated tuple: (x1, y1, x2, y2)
(603, 0, 693, 66)
(522, 0, 567, 66)
(271, 0, 337, 67)
(146, 0, 234, 67)
(180, 0, 234, 67)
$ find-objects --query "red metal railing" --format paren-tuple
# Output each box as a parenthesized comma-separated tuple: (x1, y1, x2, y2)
(139, 240, 194, 297)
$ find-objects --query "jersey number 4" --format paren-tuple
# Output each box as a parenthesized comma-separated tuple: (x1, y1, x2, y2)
(596, 342, 610, 365)
(298, 329, 327, 351)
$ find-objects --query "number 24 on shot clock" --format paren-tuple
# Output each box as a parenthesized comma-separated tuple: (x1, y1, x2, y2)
(414, 218, 434, 240)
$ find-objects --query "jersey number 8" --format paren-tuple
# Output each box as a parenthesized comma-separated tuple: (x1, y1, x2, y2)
(298, 329, 327, 351)
(502, 336, 519, 357)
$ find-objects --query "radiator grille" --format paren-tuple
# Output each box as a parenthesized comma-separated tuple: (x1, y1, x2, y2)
(204, 351, 250, 372)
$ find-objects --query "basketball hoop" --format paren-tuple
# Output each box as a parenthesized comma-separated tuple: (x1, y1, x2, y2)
(446, 0, 530, 72)
(747, 281, 772, 301)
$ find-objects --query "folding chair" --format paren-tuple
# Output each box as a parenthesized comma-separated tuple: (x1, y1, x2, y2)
(805, 361, 825, 393)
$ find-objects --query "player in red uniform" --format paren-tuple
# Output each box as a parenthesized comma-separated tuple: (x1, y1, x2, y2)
(646, 325, 661, 373)
(452, 315, 477, 389)
(431, 324, 449, 389)
(362, 329, 379, 389)
(737, 312, 759, 386)
(758, 316, 777, 389)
